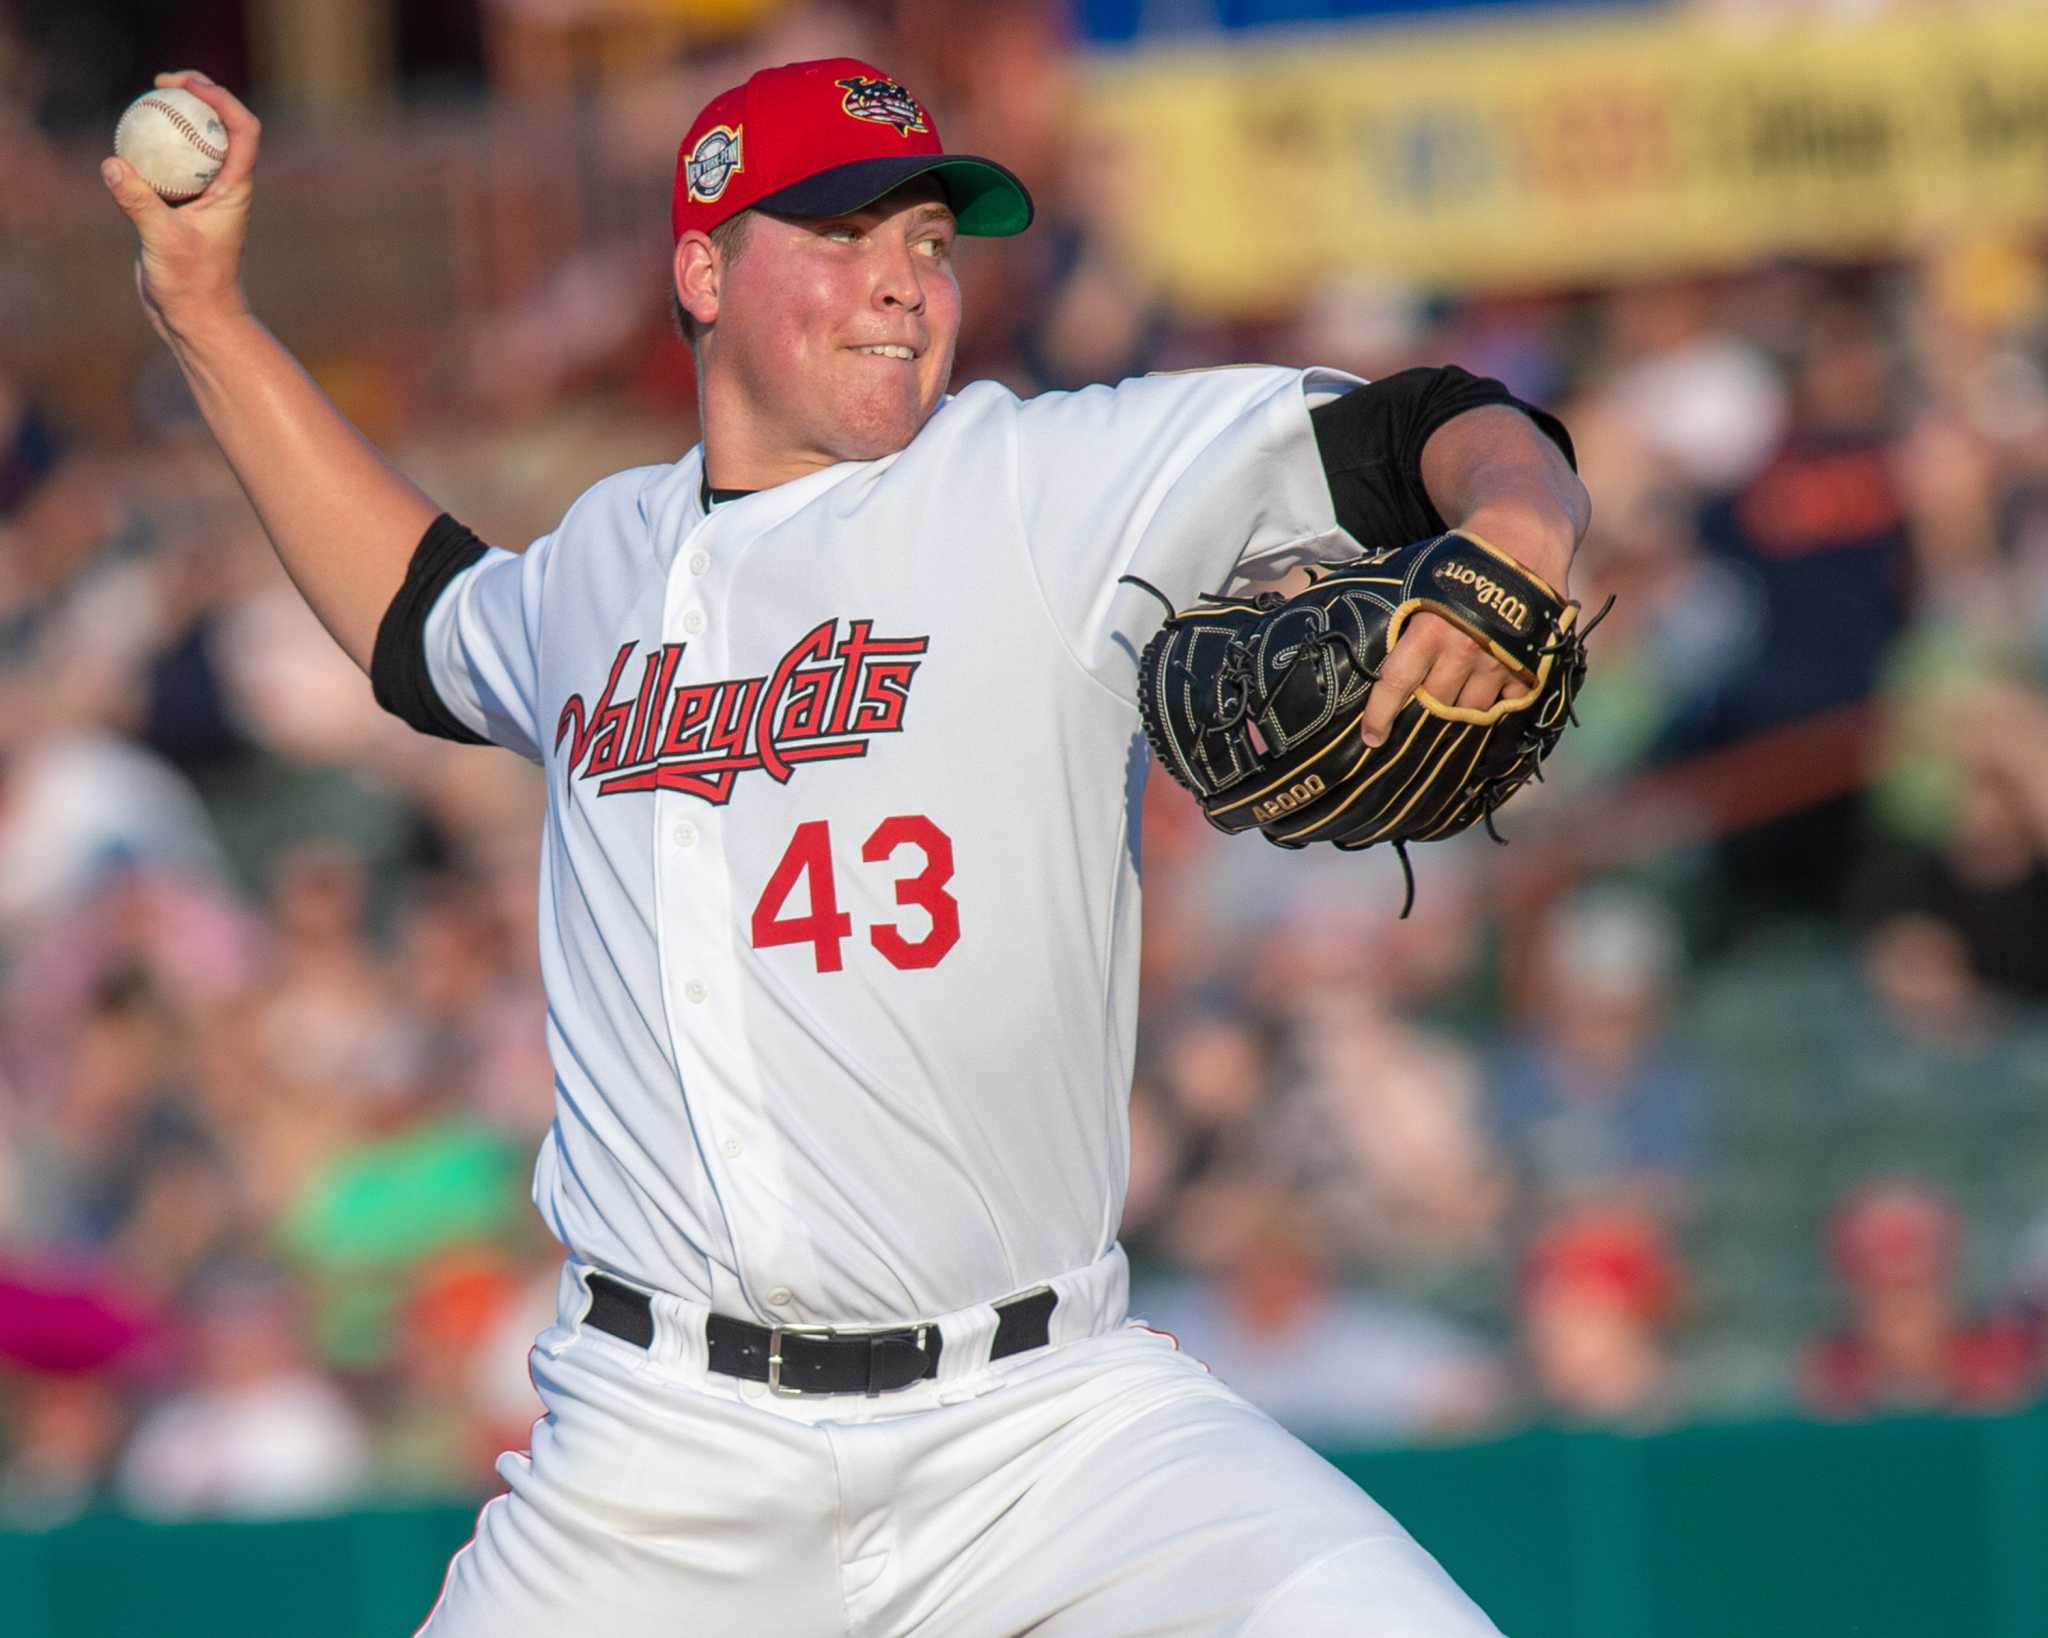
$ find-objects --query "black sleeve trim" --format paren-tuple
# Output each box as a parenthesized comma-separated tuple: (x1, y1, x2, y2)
(370, 513, 494, 745)
(1310, 365, 1577, 551)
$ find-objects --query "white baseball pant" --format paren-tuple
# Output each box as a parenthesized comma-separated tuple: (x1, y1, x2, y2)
(415, 1249, 1503, 1636)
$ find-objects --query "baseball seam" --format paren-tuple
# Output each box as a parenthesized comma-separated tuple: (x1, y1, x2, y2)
(120, 95, 227, 199)
(141, 96, 228, 163)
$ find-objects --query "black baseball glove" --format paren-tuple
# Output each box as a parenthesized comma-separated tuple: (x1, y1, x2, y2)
(1128, 529, 1604, 915)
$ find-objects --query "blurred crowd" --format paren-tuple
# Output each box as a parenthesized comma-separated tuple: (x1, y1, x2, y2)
(5, 0, 2048, 1528)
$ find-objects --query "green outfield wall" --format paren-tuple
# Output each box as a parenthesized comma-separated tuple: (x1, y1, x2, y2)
(5, 1406, 2044, 1636)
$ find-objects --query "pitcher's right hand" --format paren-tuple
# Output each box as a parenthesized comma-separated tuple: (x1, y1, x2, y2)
(101, 72, 262, 345)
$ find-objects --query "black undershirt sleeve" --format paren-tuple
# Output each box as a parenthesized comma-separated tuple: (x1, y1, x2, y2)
(369, 512, 494, 745)
(1310, 365, 1577, 551)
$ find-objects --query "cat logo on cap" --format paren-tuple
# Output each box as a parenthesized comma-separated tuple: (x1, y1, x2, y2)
(835, 75, 928, 136)
(686, 124, 744, 203)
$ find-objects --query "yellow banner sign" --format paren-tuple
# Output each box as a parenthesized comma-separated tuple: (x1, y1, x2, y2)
(1082, 11, 2048, 308)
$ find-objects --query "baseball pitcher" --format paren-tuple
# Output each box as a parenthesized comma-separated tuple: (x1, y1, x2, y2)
(103, 56, 1589, 1636)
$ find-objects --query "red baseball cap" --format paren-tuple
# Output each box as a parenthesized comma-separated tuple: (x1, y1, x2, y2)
(1521, 1211, 1681, 1324)
(672, 57, 1033, 241)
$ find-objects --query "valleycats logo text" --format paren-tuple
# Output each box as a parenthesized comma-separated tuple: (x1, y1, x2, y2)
(554, 620, 929, 805)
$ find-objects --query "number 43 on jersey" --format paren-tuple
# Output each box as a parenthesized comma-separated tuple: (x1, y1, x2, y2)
(750, 816, 959, 973)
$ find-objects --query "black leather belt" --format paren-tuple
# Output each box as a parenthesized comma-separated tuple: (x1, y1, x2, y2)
(581, 1273, 1058, 1397)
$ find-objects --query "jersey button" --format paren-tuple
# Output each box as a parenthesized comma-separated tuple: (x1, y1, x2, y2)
(681, 609, 707, 636)
(688, 551, 711, 576)
(684, 979, 708, 1005)
(721, 1136, 743, 1159)
(765, 1287, 792, 1308)
(671, 822, 697, 849)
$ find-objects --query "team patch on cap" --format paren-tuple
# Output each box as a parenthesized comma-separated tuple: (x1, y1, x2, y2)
(686, 124, 744, 203)
(835, 75, 928, 137)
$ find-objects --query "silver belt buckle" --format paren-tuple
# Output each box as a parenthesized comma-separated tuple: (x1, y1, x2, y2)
(766, 1324, 835, 1396)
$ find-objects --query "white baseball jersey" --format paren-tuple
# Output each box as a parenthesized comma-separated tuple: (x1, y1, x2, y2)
(422, 365, 1362, 1328)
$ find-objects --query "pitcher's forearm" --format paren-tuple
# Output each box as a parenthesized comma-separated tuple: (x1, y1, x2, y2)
(1421, 403, 1589, 592)
(103, 74, 437, 675)
(168, 307, 441, 673)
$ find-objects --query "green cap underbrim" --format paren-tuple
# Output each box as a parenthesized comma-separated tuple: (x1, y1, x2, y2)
(924, 157, 1035, 237)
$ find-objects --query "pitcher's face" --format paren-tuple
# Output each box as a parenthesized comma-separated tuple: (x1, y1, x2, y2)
(703, 178, 960, 468)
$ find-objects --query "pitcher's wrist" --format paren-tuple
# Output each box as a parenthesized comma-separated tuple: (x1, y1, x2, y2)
(159, 291, 256, 354)
(1452, 503, 1576, 593)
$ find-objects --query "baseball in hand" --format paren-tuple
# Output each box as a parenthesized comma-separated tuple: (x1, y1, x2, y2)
(113, 87, 228, 203)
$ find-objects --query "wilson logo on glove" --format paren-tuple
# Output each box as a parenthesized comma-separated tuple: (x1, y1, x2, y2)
(1433, 562, 1532, 632)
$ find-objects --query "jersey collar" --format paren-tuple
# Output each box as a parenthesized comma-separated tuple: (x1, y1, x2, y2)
(699, 468, 758, 510)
